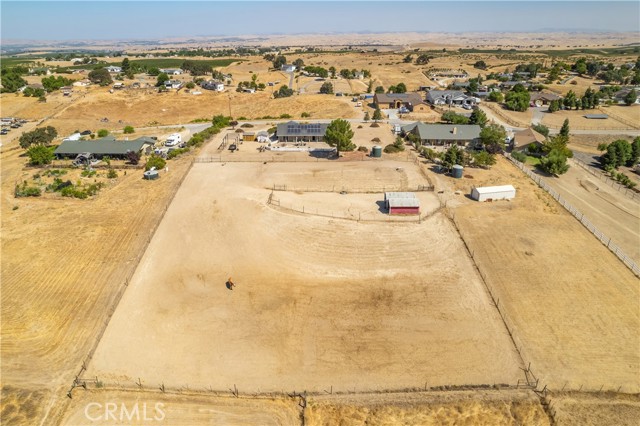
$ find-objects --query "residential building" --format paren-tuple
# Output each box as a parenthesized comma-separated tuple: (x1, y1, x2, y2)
(276, 121, 328, 142)
(426, 90, 478, 107)
(160, 68, 183, 75)
(54, 136, 157, 159)
(511, 128, 546, 152)
(401, 122, 481, 147)
(374, 92, 424, 110)
(72, 79, 91, 87)
(202, 80, 225, 91)
(529, 92, 562, 106)
(105, 66, 122, 73)
(164, 80, 183, 89)
(281, 64, 296, 73)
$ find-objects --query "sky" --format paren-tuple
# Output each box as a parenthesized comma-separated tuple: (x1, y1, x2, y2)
(2, 1, 639, 41)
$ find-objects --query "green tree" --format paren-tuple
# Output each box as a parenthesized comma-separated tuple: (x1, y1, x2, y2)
(319, 81, 334, 94)
(532, 123, 550, 138)
(388, 82, 407, 93)
(324, 118, 355, 156)
(624, 89, 638, 106)
(364, 111, 370, 122)
(403, 54, 413, 63)
(374, 85, 385, 93)
(563, 90, 577, 110)
(41, 75, 73, 92)
(469, 108, 488, 127)
(548, 99, 560, 113)
(543, 135, 572, 158)
(559, 118, 570, 138)
(123, 125, 135, 134)
(539, 149, 569, 176)
(505, 89, 530, 112)
(293, 58, 304, 69)
(329, 66, 336, 78)
(156, 72, 170, 87)
(26, 145, 54, 165)
(147, 67, 161, 76)
(212, 115, 231, 128)
(274, 85, 294, 98)
(19, 126, 58, 149)
(372, 107, 383, 122)
(415, 54, 432, 65)
(97, 129, 109, 138)
(473, 60, 487, 70)
(145, 154, 166, 171)
(88, 68, 113, 86)
(601, 139, 633, 169)
(441, 111, 470, 124)
(471, 150, 496, 168)
(185, 81, 196, 89)
(442, 144, 466, 169)
(479, 124, 506, 153)
(631, 137, 640, 165)
(0, 68, 28, 93)
(121, 57, 130, 73)
(488, 91, 504, 102)
(273, 55, 287, 69)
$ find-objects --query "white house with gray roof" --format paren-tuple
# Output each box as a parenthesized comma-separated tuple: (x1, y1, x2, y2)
(426, 90, 478, 107)
(401, 122, 481, 147)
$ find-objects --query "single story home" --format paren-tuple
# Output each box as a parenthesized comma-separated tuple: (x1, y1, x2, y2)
(354, 71, 365, 80)
(201, 80, 224, 91)
(281, 64, 296, 73)
(426, 90, 478, 107)
(511, 128, 546, 152)
(613, 88, 640, 104)
(72, 79, 91, 87)
(113, 82, 125, 89)
(160, 68, 183, 75)
(529, 92, 562, 106)
(374, 92, 424, 110)
(164, 80, 183, 89)
(276, 121, 328, 142)
(402, 122, 481, 147)
(54, 136, 157, 159)
(105, 66, 122, 73)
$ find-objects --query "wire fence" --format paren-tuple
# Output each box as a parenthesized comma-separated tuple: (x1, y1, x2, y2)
(570, 157, 640, 201)
(269, 184, 435, 194)
(504, 154, 640, 276)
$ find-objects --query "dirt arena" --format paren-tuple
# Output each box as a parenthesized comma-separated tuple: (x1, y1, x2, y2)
(85, 160, 523, 394)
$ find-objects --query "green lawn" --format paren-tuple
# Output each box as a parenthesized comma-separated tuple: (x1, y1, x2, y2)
(525, 155, 541, 166)
(1, 57, 38, 67)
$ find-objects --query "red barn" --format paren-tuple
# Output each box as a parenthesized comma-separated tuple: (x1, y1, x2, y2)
(387, 197, 420, 215)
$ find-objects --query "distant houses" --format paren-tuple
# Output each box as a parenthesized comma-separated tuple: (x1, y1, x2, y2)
(164, 80, 183, 90)
(281, 64, 296, 73)
(104, 65, 122, 73)
(401, 122, 481, 147)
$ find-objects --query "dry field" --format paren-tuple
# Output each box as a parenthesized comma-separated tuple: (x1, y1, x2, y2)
(552, 391, 640, 426)
(85, 160, 523, 394)
(446, 156, 639, 393)
(0, 136, 201, 425)
(540, 107, 637, 130)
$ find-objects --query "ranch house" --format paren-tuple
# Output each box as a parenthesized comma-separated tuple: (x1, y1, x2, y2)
(54, 136, 157, 159)
(104, 66, 122, 73)
(402, 122, 481, 147)
(160, 68, 183, 75)
(276, 121, 328, 143)
(426, 90, 477, 107)
(374, 92, 424, 110)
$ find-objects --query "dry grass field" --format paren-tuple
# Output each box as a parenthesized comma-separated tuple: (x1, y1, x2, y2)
(447, 157, 639, 394)
(85, 160, 523, 394)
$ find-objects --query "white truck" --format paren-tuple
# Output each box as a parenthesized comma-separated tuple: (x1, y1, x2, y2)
(165, 133, 182, 147)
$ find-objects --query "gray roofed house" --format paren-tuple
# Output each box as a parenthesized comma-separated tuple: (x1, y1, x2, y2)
(401, 122, 481, 147)
(529, 91, 562, 106)
(54, 136, 156, 159)
(276, 121, 328, 142)
(426, 90, 477, 106)
(374, 92, 424, 110)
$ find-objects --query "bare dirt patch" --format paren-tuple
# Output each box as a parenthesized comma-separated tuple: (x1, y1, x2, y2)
(86, 161, 523, 394)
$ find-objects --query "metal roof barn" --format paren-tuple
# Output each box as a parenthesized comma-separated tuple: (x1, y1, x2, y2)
(471, 185, 516, 202)
(387, 197, 420, 215)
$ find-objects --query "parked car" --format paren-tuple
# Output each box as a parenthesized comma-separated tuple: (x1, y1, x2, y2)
(228, 144, 237, 151)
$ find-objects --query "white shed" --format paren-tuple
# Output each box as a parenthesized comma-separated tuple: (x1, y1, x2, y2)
(471, 185, 516, 202)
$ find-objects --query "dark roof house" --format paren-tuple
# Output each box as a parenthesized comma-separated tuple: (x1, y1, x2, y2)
(276, 121, 328, 142)
(512, 128, 546, 151)
(402, 122, 481, 146)
(374, 92, 424, 109)
(54, 136, 156, 158)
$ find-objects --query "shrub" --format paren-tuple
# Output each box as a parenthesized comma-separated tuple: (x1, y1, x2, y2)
(237, 116, 248, 121)
(123, 125, 135, 134)
(167, 147, 190, 159)
(268, 126, 277, 134)
(384, 144, 401, 153)
(370, 123, 380, 128)
(279, 113, 292, 119)
(126, 151, 141, 165)
(26, 145, 55, 165)
(145, 154, 166, 171)
(185, 82, 195, 89)
(80, 169, 97, 178)
(357, 146, 369, 152)
(240, 123, 254, 128)
(301, 112, 311, 118)
(511, 151, 527, 162)
(97, 129, 109, 138)
(14, 182, 41, 197)
(107, 168, 118, 178)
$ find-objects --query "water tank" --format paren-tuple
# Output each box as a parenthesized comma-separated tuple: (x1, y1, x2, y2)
(452, 164, 464, 179)
(371, 145, 382, 158)
(143, 169, 159, 180)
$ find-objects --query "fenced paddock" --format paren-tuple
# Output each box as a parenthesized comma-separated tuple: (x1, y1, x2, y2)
(83, 160, 524, 395)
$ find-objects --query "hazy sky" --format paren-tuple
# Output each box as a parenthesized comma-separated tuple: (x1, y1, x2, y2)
(2, 1, 639, 40)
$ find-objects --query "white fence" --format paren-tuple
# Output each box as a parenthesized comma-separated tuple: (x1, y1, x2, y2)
(505, 154, 640, 277)
(570, 157, 640, 201)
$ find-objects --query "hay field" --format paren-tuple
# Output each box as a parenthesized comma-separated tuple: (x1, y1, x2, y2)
(540, 108, 634, 130)
(449, 157, 640, 393)
(86, 160, 523, 394)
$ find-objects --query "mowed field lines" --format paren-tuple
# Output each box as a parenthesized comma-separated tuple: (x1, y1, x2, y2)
(0, 148, 197, 425)
(85, 161, 524, 394)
